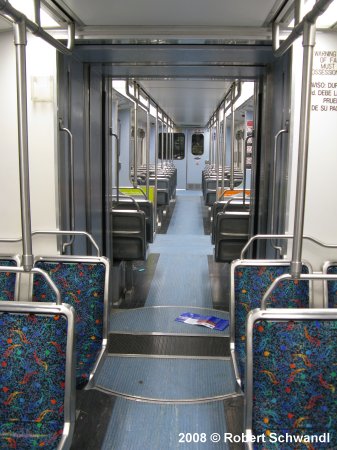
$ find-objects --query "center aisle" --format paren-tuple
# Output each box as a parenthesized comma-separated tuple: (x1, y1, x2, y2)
(146, 190, 213, 308)
(72, 190, 243, 450)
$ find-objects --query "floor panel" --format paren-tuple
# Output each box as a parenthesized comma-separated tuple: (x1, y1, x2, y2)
(110, 306, 229, 336)
(95, 356, 237, 401)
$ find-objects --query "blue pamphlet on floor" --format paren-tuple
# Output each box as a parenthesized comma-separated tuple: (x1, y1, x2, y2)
(175, 312, 229, 331)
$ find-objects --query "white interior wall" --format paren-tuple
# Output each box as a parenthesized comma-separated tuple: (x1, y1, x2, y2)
(0, 31, 58, 256)
(285, 32, 337, 304)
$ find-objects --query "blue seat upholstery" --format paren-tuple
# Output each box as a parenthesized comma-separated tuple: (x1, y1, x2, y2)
(231, 262, 311, 389)
(0, 303, 75, 449)
(246, 310, 337, 449)
(32, 258, 109, 389)
(0, 258, 19, 301)
(324, 264, 337, 307)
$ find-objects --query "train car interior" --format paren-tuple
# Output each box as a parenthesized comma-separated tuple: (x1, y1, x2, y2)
(0, 0, 337, 448)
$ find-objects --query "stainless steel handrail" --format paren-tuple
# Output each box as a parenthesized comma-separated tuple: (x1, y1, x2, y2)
(272, 0, 334, 57)
(0, 0, 75, 55)
(240, 234, 337, 260)
(59, 120, 75, 253)
(111, 133, 120, 202)
(261, 272, 337, 309)
(0, 230, 101, 257)
(13, 21, 33, 271)
(0, 265, 62, 305)
(272, 0, 334, 277)
(270, 126, 288, 255)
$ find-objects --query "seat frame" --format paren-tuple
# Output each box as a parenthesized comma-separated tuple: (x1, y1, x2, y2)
(32, 255, 110, 389)
(245, 308, 337, 450)
(230, 259, 313, 388)
(0, 254, 21, 301)
(0, 301, 76, 450)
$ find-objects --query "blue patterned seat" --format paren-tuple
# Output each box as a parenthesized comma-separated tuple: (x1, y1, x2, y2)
(0, 303, 75, 449)
(324, 264, 337, 307)
(231, 262, 311, 390)
(32, 257, 109, 389)
(0, 258, 19, 301)
(245, 310, 337, 449)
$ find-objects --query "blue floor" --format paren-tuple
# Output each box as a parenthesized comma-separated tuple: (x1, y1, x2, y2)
(145, 253, 213, 307)
(145, 191, 214, 308)
(96, 356, 235, 401)
(109, 307, 229, 335)
(167, 190, 205, 235)
(101, 190, 236, 449)
(102, 398, 230, 450)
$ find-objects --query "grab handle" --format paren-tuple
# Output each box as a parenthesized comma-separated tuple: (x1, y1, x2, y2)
(59, 119, 75, 253)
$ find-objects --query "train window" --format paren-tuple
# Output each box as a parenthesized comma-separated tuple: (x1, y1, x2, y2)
(191, 134, 204, 156)
(158, 133, 185, 160)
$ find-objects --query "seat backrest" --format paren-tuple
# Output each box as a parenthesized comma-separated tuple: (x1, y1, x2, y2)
(111, 209, 147, 260)
(32, 256, 109, 389)
(0, 301, 75, 449)
(211, 201, 250, 244)
(214, 212, 250, 262)
(230, 260, 311, 389)
(112, 199, 154, 243)
(323, 262, 337, 307)
(245, 309, 337, 447)
(0, 256, 20, 301)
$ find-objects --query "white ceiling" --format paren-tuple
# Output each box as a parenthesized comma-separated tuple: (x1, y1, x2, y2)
(60, 0, 279, 27)
(140, 80, 232, 127)
(0, 16, 10, 30)
(0, 0, 276, 126)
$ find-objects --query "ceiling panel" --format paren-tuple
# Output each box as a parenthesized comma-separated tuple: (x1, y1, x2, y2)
(60, 0, 280, 27)
(140, 80, 232, 127)
(0, 16, 11, 31)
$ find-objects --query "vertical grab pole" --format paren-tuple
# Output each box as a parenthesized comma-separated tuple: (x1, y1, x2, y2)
(270, 127, 288, 254)
(242, 134, 250, 206)
(133, 103, 138, 188)
(221, 111, 226, 192)
(215, 112, 220, 201)
(33, 0, 41, 26)
(165, 118, 168, 165)
(146, 110, 150, 200)
(154, 109, 159, 232)
(211, 122, 215, 166)
(170, 120, 173, 165)
(59, 120, 75, 252)
(230, 89, 235, 190)
(161, 115, 164, 169)
(111, 133, 120, 202)
(170, 120, 173, 163)
(291, 21, 316, 278)
(208, 123, 212, 167)
(14, 20, 33, 271)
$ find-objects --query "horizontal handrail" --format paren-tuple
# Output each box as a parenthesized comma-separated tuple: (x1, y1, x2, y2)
(272, 0, 334, 57)
(222, 196, 250, 213)
(0, 265, 61, 304)
(0, 230, 101, 257)
(261, 272, 337, 309)
(111, 190, 140, 211)
(240, 234, 337, 260)
(0, 0, 75, 54)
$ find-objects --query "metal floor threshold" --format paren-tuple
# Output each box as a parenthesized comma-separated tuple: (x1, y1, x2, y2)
(95, 355, 238, 403)
(95, 385, 242, 405)
(108, 333, 230, 357)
